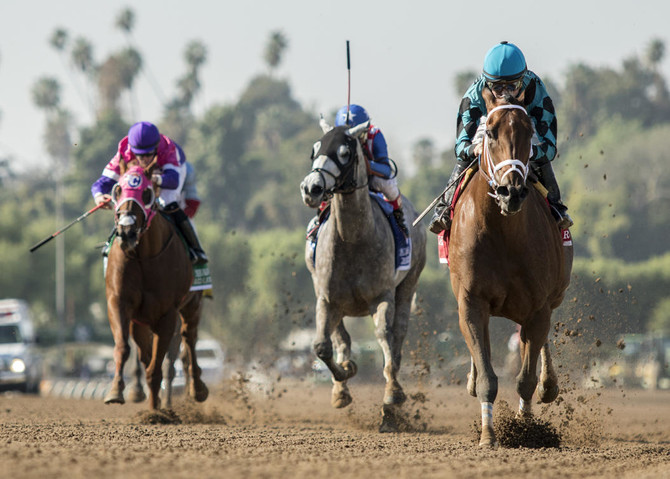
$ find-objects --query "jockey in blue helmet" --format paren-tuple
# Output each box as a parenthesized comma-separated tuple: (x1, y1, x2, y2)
(334, 104, 408, 235)
(428, 41, 573, 234)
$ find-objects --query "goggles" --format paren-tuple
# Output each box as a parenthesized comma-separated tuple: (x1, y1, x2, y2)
(486, 78, 524, 95)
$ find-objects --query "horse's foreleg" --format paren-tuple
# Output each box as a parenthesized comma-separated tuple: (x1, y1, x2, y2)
(313, 298, 356, 385)
(330, 322, 353, 408)
(161, 320, 182, 409)
(516, 309, 552, 417)
(378, 295, 408, 406)
(459, 298, 497, 447)
(467, 357, 477, 397)
(143, 312, 177, 410)
(537, 342, 559, 403)
(104, 303, 131, 405)
(126, 339, 147, 403)
(180, 294, 208, 402)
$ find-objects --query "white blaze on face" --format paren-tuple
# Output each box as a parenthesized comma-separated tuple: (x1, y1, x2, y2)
(118, 214, 136, 226)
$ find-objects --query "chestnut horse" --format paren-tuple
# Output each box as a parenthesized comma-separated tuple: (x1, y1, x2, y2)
(300, 121, 426, 432)
(103, 164, 208, 409)
(448, 88, 573, 447)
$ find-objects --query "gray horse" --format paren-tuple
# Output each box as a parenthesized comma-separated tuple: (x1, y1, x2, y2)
(300, 120, 426, 431)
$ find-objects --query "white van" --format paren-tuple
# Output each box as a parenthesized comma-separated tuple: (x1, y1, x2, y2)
(0, 299, 42, 393)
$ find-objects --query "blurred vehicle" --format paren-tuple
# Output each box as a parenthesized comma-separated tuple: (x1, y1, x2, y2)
(170, 338, 225, 391)
(0, 299, 42, 393)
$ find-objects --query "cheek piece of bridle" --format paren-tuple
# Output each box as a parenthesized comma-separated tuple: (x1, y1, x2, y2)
(480, 104, 531, 201)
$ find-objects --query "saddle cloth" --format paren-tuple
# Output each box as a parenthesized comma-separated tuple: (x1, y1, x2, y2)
(308, 192, 412, 272)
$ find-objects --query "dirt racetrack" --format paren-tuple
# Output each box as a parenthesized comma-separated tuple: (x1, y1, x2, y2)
(1, 379, 669, 479)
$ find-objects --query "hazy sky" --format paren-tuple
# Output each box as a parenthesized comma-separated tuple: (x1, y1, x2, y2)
(2, 0, 670, 173)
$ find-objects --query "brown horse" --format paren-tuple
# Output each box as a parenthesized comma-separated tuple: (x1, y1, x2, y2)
(448, 88, 573, 447)
(103, 163, 208, 409)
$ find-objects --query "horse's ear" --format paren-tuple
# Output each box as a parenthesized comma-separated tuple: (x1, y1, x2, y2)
(118, 157, 128, 175)
(143, 157, 158, 178)
(347, 120, 370, 139)
(319, 116, 334, 133)
(482, 84, 496, 112)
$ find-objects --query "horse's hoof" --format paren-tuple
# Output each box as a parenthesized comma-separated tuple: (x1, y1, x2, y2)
(537, 383, 559, 403)
(478, 428, 498, 448)
(383, 388, 406, 406)
(342, 360, 358, 379)
(128, 388, 146, 403)
(331, 390, 353, 409)
(379, 404, 400, 433)
(190, 379, 209, 402)
(104, 393, 125, 405)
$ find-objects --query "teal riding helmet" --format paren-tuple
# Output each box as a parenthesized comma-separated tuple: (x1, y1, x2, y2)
(483, 41, 527, 81)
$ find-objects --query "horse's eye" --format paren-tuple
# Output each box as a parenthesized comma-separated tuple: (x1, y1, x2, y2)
(142, 187, 155, 207)
(111, 184, 122, 204)
(311, 141, 321, 160)
(486, 129, 498, 141)
(337, 144, 350, 162)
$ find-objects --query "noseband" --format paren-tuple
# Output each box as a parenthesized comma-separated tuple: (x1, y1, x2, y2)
(480, 104, 531, 201)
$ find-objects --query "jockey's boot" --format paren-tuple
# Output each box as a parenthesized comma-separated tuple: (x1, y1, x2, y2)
(165, 203, 208, 265)
(389, 196, 410, 237)
(428, 161, 468, 234)
(533, 161, 574, 229)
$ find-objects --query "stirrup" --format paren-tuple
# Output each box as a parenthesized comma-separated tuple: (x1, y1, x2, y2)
(428, 209, 452, 234)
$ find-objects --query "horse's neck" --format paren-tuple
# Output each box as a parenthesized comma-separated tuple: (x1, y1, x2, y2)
(470, 173, 527, 239)
(331, 163, 374, 243)
(136, 213, 173, 257)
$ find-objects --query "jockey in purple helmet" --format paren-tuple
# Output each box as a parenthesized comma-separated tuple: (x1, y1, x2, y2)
(334, 104, 409, 235)
(428, 41, 573, 234)
(91, 121, 208, 265)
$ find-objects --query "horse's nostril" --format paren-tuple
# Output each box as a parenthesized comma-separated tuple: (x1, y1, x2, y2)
(311, 185, 323, 196)
(496, 186, 510, 198)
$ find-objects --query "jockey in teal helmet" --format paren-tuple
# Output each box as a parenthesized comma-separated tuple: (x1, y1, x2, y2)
(428, 41, 573, 234)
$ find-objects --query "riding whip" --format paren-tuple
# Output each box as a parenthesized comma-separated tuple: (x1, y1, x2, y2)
(346, 40, 351, 124)
(30, 198, 111, 253)
(412, 158, 477, 227)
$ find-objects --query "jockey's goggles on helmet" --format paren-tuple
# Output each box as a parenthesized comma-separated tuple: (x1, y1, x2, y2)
(486, 78, 523, 95)
(135, 150, 157, 158)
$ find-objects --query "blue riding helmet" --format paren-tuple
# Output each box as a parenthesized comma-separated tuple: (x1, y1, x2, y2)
(483, 41, 527, 81)
(334, 104, 370, 127)
(128, 121, 160, 154)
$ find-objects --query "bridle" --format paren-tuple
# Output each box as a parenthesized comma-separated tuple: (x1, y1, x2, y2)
(479, 104, 531, 201)
(112, 168, 158, 237)
(309, 132, 368, 196)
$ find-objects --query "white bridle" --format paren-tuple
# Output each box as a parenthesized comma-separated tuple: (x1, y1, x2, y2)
(480, 104, 531, 199)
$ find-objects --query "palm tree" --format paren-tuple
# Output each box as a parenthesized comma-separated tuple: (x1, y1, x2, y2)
(32, 77, 61, 111)
(115, 8, 134, 34)
(263, 31, 288, 75)
(115, 6, 164, 105)
(31, 76, 72, 343)
(49, 28, 68, 52)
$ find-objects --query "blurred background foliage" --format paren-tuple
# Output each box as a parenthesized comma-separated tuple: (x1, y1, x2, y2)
(2, 9, 670, 372)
